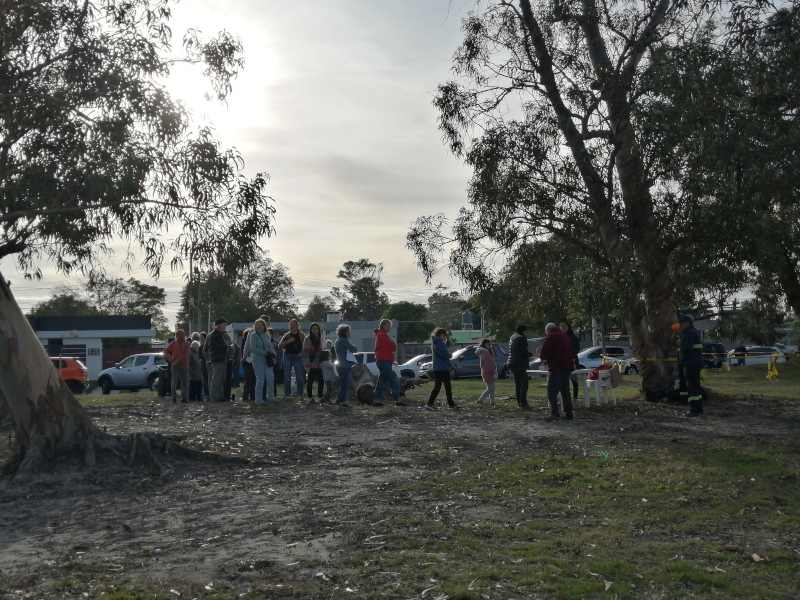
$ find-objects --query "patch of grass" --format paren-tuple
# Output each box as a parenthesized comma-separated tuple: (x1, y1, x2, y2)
(54, 577, 73, 589)
(328, 438, 800, 598)
(703, 359, 800, 398)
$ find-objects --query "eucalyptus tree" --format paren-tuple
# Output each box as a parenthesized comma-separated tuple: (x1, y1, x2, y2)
(408, 0, 742, 394)
(0, 0, 273, 474)
(331, 259, 390, 321)
(645, 3, 800, 318)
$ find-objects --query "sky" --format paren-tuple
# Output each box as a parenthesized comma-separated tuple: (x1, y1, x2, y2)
(5, 0, 479, 323)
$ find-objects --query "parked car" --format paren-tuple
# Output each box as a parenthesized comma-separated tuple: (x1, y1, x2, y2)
(773, 343, 797, 359)
(702, 342, 728, 369)
(51, 357, 89, 394)
(530, 345, 634, 373)
(727, 346, 787, 366)
(97, 352, 168, 394)
(351, 352, 403, 378)
(398, 354, 432, 379)
(420, 345, 509, 380)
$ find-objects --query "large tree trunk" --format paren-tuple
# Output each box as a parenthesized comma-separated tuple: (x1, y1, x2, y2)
(777, 244, 800, 321)
(0, 273, 100, 474)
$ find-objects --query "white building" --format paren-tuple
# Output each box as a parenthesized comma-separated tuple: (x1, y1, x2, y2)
(27, 315, 155, 379)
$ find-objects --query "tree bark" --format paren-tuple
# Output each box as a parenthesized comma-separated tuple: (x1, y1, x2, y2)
(777, 245, 800, 321)
(0, 272, 100, 474)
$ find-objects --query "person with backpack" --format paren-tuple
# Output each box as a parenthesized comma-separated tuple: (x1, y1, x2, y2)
(203, 318, 232, 402)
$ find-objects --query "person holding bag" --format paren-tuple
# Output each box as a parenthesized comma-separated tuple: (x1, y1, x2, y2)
(248, 318, 275, 405)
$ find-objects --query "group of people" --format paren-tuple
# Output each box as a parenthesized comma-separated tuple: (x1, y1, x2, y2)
(163, 315, 711, 419)
(162, 316, 409, 408)
(424, 321, 580, 419)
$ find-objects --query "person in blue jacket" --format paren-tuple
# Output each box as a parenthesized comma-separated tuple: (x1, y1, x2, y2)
(426, 327, 460, 411)
(334, 324, 357, 407)
(676, 314, 704, 417)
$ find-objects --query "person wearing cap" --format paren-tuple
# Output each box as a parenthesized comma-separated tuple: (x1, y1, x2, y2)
(204, 318, 233, 402)
(507, 325, 533, 409)
(539, 322, 575, 420)
(677, 314, 704, 417)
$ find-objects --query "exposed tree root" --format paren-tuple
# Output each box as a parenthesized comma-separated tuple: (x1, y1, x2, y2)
(2, 430, 249, 480)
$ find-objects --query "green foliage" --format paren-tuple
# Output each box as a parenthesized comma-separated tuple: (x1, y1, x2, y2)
(382, 301, 434, 342)
(427, 285, 470, 331)
(0, 0, 273, 279)
(331, 259, 389, 321)
(303, 294, 337, 322)
(641, 4, 800, 318)
(30, 277, 170, 338)
(29, 293, 97, 317)
(732, 282, 786, 346)
(177, 250, 298, 329)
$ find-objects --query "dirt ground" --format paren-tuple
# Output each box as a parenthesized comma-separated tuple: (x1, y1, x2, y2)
(1, 387, 798, 598)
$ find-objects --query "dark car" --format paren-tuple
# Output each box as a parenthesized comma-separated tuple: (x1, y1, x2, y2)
(420, 345, 509, 380)
(702, 342, 728, 369)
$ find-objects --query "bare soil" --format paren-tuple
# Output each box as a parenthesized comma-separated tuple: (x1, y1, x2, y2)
(0, 389, 797, 598)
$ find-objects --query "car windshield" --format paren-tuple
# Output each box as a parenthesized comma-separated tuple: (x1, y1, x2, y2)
(403, 354, 428, 365)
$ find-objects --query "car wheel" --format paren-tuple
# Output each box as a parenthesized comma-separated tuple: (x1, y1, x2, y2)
(400, 370, 414, 379)
(450, 367, 458, 380)
(624, 364, 639, 375)
(147, 373, 158, 391)
(66, 380, 84, 395)
(502, 367, 512, 379)
(577, 363, 586, 370)
(101, 377, 113, 395)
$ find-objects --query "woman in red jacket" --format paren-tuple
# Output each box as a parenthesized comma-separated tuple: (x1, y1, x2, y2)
(373, 319, 407, 406)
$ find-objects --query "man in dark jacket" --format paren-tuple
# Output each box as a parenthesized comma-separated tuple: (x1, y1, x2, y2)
(539, 322, 575, 420)
(507, 325, 532, 409)
(677, 314, 704, 417)
(204, 318, 232, 402)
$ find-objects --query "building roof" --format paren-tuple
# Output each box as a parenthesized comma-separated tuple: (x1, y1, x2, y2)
(27, 315, 152, 331)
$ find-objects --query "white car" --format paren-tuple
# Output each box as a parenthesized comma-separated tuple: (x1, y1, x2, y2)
(97, 352, 168, 394)
(727, 346, 787, 366)
(530, 345, 634, 373)
(398, 354, 431, 379)
(350, 352, 404, 378)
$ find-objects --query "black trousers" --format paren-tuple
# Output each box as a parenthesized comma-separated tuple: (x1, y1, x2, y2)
(428, 370, 453, 406)
(188, 380, 203, 402)
(680, 364, 702, 400)
(306, 368, 324, 398)
(223, 359, 233, 400)
(510, 367, 529, 406)
(242, 362, 255, 402)
(547, 368, 573, 417)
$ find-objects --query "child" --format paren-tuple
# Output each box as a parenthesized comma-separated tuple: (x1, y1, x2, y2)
(475, 338, 497, 405)
(319, 350, 336, 405)
(188, 341, 204, 402)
